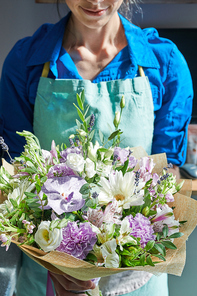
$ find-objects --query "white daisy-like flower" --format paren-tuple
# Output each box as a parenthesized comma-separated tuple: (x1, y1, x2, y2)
(98, 170, 145, 209)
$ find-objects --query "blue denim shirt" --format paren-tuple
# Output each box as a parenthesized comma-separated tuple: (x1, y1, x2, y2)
(0, 13, 193, 166)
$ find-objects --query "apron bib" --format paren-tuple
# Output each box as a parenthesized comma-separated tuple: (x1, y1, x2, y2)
(33, 65, 154, 155)
(16, 65, 157, 296)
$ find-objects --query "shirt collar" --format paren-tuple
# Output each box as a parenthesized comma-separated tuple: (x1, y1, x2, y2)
(27, 13, 70, 67)
(27, 12, 160, 70)
(119, 14, 160, 69)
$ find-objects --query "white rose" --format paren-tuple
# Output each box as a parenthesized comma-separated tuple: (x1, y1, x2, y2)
(85, 158, 96, 178)
(35, 221, 62, 252)
(66, 153, 85, 172)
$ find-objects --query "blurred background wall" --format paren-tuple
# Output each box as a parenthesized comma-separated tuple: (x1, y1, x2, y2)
(0, 1, 197, 296)
(1, 0, 197, 73)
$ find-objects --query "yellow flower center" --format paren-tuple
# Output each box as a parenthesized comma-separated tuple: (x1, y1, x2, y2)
(42, 229, 49, 242)
(114, 194, 125, 201)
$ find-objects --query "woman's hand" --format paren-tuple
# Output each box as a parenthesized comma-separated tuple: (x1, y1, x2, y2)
(49, 272, 96, 296)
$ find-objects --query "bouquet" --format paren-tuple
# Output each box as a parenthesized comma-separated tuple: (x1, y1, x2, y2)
(0, 91, 197, 295)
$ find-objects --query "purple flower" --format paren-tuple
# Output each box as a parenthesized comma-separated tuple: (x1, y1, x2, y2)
(56, 221, 97, 260)
(60, 147, 82, 163)
(114, 147, 129, 164)
(47, 163, 75, 178)
(40, 176, 86, 215)
(128, 155, 138, 169)
(127, 213, 156, 248)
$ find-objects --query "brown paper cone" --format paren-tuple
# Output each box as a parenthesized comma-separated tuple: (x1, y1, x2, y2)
(1, 151, 197, 283)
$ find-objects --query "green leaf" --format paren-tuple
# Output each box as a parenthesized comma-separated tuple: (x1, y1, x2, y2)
(154, 243, 166, 257)
(73, 103, 84, 122)
(84, 105, 90, 118)
(162, 225, 169, 238)
(80, 183, 90, 195)
(76, 119, 82, 129)
(168, 232, 184, 239)
(156, 232, 162, 241)
(20, 168, 36, 174)
(81, 89, 85, 105)
(86, 199, 94, 208)
(146, 255, 155, 267)
(50, 220, 60, 231)
(121, 159, 129, 175)
(9, 198, 18, 209)
(85, 253, 98, 262)
(145, 240, 155, 251)
(139, 253, 146, 266)
(179, 220, 187, 225)
(161, 241, 177, 250)
(76, 93, 84, 111)
(153, 254, 166, 261)
(99, 130, 104, 144)
(108, 129, 121, 141)
(98, 148, 109, 153)
(58, 219, 68, 229)
(25, 198, 39, 204)
(24, 192, 37, 198)
(89, 130, 95, 141)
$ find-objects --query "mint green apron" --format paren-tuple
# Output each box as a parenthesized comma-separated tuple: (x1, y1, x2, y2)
(16, 63, 167, 296)
(33, 65, 154, 154)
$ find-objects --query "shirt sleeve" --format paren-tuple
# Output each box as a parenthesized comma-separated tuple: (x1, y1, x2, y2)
(151, 44, 193, 166)
(0, 39, 35, 162)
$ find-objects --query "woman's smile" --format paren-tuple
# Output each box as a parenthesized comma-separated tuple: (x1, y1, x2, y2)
(80, 6, 108, 17)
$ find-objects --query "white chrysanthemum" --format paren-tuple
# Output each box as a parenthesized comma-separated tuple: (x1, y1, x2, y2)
(98, 170, 145, 209)
(0, 179, 35, 214)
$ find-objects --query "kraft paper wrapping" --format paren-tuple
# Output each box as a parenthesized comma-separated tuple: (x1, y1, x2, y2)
(1, 149, 197, 283)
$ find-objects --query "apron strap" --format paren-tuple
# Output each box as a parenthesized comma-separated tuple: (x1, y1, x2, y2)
(41, 61, 50, 78)
(41, 63, 145, 79)
(138, 65, 145, 77)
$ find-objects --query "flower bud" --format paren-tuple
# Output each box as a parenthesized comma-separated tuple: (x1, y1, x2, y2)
(76, 129, 87, 137)
(113, 111, 120, 128)
(142, 206, 150, 217)
(69, 134, 75, 139)
(120, 96, 125, 109)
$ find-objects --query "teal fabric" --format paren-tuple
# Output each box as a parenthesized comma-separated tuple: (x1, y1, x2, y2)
(16, 253, 47, 296)
(33, 76, 154, 155)
(123, 274, 168, 296)
(17, 75, 155, 296)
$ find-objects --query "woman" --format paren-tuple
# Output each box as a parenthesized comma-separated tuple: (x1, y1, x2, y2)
(0, 0, 193, 295)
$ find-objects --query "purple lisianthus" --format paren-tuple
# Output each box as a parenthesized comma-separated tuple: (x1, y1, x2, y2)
(128, 155, 138, 169)
(60, 147, 82, 163)
(56, 221, 97, 260)
(40, 176, 86, 215)
(114, 147, 129, 164)
(127, 213, 156, 248)
(47, 163, 75, 178)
